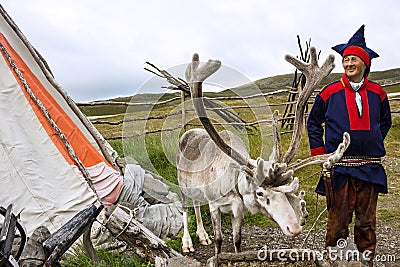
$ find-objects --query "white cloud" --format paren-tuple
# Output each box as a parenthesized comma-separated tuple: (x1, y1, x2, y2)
(1, 0, 399, 101)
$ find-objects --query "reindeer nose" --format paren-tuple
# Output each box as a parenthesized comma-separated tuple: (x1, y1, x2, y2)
(286, 225, 302, 236)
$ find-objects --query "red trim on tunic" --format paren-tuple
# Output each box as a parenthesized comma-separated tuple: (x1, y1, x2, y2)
(319, 81, 343, 102)
(311, 146, 325, 156)
(367, 82, 387, 101)
(343, 83, 371, 131)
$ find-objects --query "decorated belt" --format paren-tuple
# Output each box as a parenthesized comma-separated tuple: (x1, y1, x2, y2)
(335, 156, 382, 167)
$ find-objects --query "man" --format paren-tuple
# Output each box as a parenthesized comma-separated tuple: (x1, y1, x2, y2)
(307, 25, 392, 265)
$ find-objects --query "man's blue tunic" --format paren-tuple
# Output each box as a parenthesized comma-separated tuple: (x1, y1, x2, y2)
(307, 74, 392, 194)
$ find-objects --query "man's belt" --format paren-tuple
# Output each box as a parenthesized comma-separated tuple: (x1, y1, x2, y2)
(334, 156, 381, 167)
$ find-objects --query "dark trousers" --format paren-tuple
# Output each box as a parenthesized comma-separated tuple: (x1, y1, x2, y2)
(325, 177, 378, 265)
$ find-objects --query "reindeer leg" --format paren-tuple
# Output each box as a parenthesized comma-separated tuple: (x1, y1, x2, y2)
(193, 201, 212, 246)
(181, 194, 194, 253)
(210, 205, 222, 255)
(232, 200, 245, 253)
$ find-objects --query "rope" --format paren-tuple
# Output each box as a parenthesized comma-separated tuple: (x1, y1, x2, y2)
(0, 43, 99, 199)
(299, 170, 321, 183)
(298, 170, 325, 248)
(114, 204, 135, 239)
(301, 206, 327, 247)
(312, 193, 320, 248)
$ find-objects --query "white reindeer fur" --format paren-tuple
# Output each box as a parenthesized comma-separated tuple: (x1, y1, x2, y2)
(177, 128, 305, 253)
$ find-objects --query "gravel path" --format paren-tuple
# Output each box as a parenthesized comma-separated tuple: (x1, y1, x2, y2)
(186, 157, 400, 266)
(186, 224, 398, 266)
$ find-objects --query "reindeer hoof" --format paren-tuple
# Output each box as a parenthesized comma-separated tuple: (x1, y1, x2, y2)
(200, 238, 212, 245)
(182, 246, 195, 253)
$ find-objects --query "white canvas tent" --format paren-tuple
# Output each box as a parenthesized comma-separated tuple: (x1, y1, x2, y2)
(0, 5, 126, 236)
(0, 4, 184, 246)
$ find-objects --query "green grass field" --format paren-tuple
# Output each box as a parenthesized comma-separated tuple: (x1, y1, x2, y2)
(61, 71, 400, 266)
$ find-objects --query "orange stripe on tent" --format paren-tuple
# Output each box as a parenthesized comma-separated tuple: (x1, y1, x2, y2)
(0, 34, 111, 169)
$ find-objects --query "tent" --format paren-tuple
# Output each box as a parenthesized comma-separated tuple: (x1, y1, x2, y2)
(0, 5, 125, 236)
(0, 3, 183, 243)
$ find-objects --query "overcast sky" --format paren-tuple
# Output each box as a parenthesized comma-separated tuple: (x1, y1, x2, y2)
(1, 0, 399, 102)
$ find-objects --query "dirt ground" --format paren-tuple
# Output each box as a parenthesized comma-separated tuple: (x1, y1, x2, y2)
(186, 224, 399, 266)
(184, 157, 400, 267)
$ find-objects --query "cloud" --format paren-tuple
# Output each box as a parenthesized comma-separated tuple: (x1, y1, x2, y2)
(1, 0, 399, 102)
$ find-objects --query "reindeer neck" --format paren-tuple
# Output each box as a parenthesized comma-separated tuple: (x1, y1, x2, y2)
(236, 171, 261, 214)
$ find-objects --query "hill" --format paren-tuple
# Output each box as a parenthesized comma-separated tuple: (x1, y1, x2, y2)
(238, 67, 400, 94)
(78, 68, 400, 116)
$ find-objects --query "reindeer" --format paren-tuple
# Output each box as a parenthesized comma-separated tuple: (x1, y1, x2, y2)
(176, 49, 351, 255)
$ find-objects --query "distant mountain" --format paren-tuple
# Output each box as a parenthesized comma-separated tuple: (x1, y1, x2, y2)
(368, 68, 400, 84)
(223, 68, 400, 97)
(254, 68, 400, 92)
(79, 68, 399, 116)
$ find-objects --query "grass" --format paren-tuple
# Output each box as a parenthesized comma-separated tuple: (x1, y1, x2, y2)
(61, 243, 153, 267)
(130, 102, 394, 207)
(67, 69, 400, 266)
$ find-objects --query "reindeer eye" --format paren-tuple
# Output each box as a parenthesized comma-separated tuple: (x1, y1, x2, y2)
(266, 198, 270, 205)
(256, 191, 263, 197)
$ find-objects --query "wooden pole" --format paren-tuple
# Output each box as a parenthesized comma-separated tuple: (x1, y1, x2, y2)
(181, 91, 187, 133)
(105, 205, 200, 267)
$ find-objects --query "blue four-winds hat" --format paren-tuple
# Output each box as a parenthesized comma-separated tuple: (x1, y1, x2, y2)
(332, 25, 379, 67)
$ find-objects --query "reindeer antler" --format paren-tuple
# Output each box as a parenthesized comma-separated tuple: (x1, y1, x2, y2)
(271, 110, 283, 162)
(288, 132, 351, 172)
(187, 50, 346, 186)
(187, 54, 256, 174)
(280, 48, 351, 172)
(282, 47, 335, 164)
(185, 53, 222, 83)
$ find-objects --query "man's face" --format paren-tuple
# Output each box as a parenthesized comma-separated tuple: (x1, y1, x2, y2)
(342, 55, 367, 83)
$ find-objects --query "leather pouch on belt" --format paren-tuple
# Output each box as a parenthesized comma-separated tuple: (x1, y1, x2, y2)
(322, 168, 334, 210)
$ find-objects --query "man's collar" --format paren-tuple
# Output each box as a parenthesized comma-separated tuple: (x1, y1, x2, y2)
(349, 78, 365, 91)
(341, 74, 368, 91)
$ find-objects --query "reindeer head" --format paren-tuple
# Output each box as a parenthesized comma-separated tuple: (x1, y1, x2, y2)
(255, 177, 306, 236)
(249, 156, 305, 236)
(185, 49, 349, 236)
